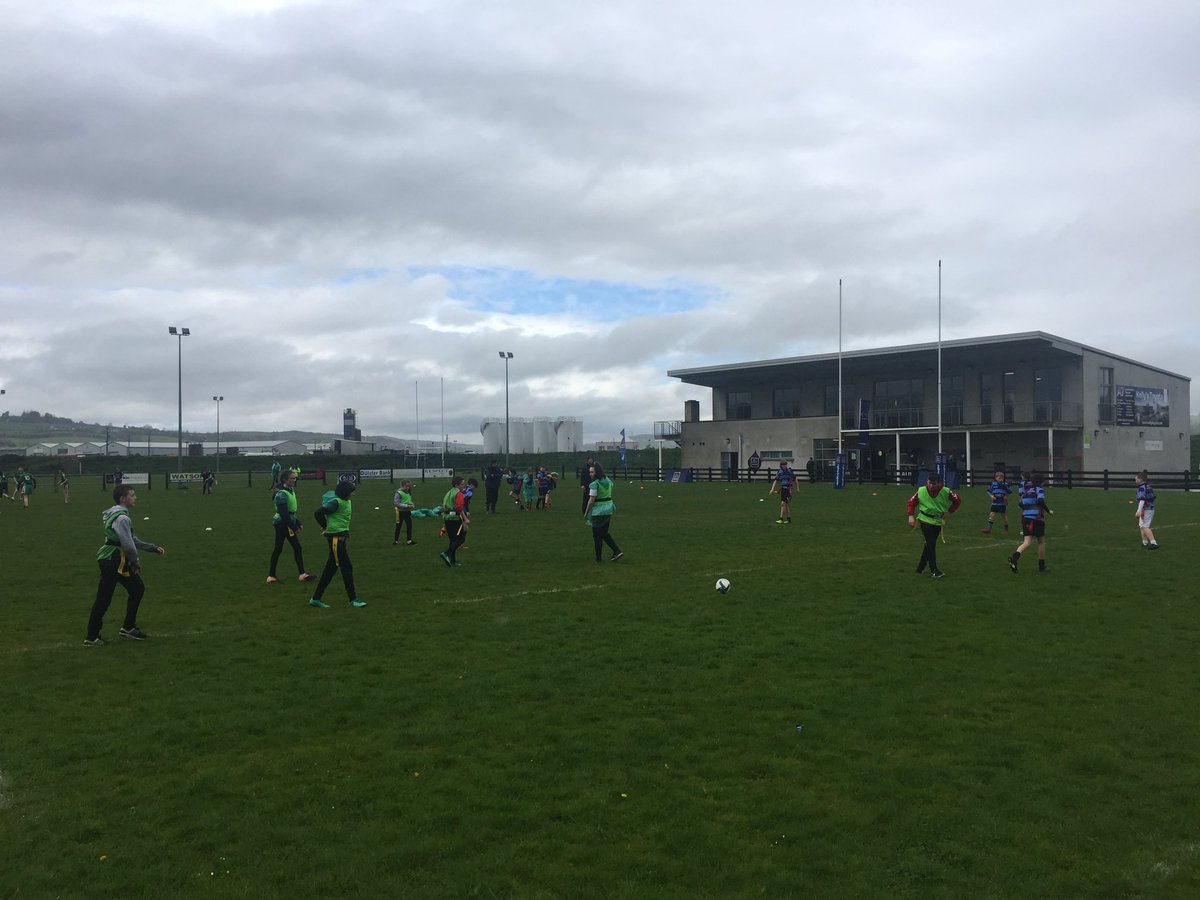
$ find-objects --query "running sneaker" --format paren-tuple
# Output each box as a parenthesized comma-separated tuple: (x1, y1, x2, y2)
(349, 598, 367, 608)
(309, 597, 330, 609)
(119, 626, 147, 641)
(83, 636, 107, 647)
(266, 576, 281, 584)
(298, 573, 314, 582)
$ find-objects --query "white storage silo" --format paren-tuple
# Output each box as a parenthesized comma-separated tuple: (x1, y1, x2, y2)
(480, 418, 504, 456)
(532, 417, 553, 454)
(554, 417, 584, 453)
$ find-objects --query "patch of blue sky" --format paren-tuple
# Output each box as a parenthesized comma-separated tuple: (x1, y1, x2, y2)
(408, 265, 721, 319)
(337, 267, 389, 285)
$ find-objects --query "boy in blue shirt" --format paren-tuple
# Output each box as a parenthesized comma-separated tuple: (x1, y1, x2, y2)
(1134, 471, 1158, 550)
(1009, 473, 1053, 574)
(767, 461, 797, 525)
(981, 469, 1012, 534)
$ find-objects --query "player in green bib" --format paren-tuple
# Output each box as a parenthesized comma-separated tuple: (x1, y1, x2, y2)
(583, 462, 624, 563)
(439, 476, 467, 566)
(393, 479, 416, 545)
(267, 470, 313, 584)
(906, 471, 961, 578)
(84, 485, 165, 646)
(309, 478, 364, 608)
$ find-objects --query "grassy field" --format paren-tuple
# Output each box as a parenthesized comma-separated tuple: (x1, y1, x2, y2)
(2, 476, 1199, 898)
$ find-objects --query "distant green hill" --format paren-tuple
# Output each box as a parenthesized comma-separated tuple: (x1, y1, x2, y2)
(0, 410, 341, 446)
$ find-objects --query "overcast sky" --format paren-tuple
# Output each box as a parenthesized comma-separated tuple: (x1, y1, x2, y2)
(2, 0, 1197, 443)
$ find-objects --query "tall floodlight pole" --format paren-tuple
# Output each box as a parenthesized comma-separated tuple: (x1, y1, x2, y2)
(213, 395, 224, 473)
(499, 351, 513, 467)
(168, 326, 191, 473)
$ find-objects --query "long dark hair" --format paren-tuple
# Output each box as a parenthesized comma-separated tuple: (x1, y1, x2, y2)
(590, 462, 606, 480)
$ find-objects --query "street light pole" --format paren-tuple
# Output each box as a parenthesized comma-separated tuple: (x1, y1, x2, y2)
(168, 326, 191, 473)
(498, 351, 513, 467)
(213, 395, 224, 473)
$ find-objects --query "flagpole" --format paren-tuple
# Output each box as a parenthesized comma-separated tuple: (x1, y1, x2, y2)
(838, 278, 843, 456)
(937, 260, 943, 455)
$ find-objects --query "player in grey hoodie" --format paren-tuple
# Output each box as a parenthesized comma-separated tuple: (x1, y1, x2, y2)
(84, 484, 165, 646)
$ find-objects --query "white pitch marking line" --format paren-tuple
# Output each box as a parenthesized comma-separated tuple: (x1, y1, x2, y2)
(436, 584, 606, 605)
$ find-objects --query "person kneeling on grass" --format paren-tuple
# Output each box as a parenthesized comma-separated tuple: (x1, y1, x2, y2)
(85, 485, 164, 646)
(309, 479, 365, 609)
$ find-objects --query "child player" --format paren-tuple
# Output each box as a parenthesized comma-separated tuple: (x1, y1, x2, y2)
(980, 469, 1012, 535)
(1009, 472, 1053, 574)
(767, 460, 797, 525)
(907, 471, 961, 578)
(1134, 471, 1158, 550)
(393, 479, 416, 545)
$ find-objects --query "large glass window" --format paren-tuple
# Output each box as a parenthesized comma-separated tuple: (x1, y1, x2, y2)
(1034, 367, 1062, 421)
(873, 378, 924, 428)
(1098, 366, 1114, 423)
(1002, 371, 1017, 424)
(823, 385, 839, 416)
(941, 375, 964, 426)
(773, 387, 802, 418)
(979, 372, 995, 425)
(727, 390, 752, 420)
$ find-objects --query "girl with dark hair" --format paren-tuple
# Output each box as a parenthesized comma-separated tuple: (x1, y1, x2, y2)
(583, 463, 623, 563)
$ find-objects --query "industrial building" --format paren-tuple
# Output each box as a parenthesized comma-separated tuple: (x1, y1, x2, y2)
(480, 417, 583, 455)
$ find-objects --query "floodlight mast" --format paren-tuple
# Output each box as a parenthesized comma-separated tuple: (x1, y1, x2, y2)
(498, 351, 514, 467)
(168, 326, 191, 473)
(213, 395, 224, 472)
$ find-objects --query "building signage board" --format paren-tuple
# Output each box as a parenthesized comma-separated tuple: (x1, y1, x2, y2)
(1115, 386, 1169, 427)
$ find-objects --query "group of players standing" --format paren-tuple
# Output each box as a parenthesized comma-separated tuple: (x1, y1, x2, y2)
(903, 465, 1160, 580)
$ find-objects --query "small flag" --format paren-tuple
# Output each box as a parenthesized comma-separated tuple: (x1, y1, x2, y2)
(619, 429, 627, 466)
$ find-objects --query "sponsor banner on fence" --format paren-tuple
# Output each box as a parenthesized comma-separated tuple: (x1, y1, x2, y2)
(106, 472, 149, 485)
(358, 469, 392, 479)
(168, 473, 205, 483)
(391, 468, 454, 479)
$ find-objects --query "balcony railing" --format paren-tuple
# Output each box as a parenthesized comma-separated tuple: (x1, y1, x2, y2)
(831, 401, 1084, 429)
